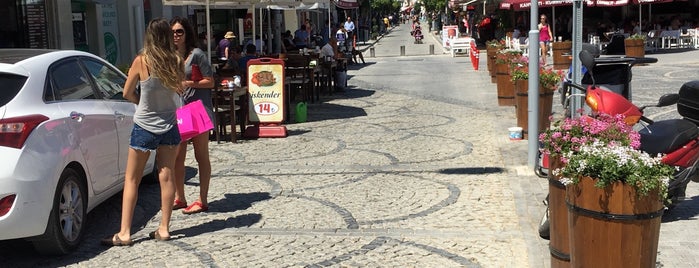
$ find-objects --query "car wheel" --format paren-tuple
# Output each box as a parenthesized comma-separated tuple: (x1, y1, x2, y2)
(32, 168, 87, 255)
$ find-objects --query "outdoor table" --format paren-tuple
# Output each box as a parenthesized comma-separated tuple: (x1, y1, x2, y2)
(213, 84, 248, 143)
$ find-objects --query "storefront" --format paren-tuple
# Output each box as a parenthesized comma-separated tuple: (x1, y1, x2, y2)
(0, 0, 170, 67)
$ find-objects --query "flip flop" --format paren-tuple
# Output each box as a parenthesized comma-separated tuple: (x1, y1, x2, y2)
(149, 230, 171, 241)
(183, 201, 209, 215)
(173, 199, 187, 210)
(100, 233, 133, 247)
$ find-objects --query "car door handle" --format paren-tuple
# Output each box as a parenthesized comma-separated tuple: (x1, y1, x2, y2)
(114, 111, 125, 120)
(70, 111, 84, 122)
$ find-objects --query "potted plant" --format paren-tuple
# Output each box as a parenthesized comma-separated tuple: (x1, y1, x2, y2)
(494, 49, 523, 106)
(624, 33, 646, 58)
(510, 58, 563, 136)
(486, 39, 506, 80)
(540, 113, 674, 267)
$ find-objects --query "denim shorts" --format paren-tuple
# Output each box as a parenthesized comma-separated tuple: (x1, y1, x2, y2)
(129, 124, 181, 151)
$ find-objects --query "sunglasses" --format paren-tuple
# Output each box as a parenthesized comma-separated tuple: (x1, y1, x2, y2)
(173, 29, 185, 36)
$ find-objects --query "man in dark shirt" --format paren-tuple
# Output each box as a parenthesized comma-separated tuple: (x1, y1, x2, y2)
(238, 44, 258, 80)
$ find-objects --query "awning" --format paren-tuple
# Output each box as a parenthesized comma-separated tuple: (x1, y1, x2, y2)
(594, 0, 629, 6)
(499, 0, 597, 10)
(336, 0, 359, 9)
(267, 2, 331, 10)
(164, 0, 331, 58)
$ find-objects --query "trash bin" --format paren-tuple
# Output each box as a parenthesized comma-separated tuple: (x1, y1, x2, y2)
(335, 70, 347, 90)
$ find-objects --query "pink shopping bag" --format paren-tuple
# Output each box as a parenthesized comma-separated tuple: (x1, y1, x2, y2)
(176, 99, 213, 141)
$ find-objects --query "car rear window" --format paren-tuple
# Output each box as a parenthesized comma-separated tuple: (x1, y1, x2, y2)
(0, 73, 28, 107)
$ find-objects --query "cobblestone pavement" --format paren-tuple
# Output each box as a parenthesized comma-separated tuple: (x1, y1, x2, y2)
(1, 22, 699, 268)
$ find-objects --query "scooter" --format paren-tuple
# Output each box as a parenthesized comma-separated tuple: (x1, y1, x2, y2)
(538, 49, 699, 239)
(535, 43, 649, 178)
(412, 25, 424, 44)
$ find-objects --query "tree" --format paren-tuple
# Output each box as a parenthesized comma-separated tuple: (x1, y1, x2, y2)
(421, 0, 446, 14)
(370, 0, 400, 14)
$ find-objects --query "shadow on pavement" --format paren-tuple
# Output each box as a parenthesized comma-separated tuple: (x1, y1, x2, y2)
(172, 213, 262, 239)
(439, 167, 505, 175)
(170, 192, 272, 238)
(306, 102, 367, 122)
(285, 88, 374, 124)
(662, 195, 699, 223)
(213, 192, 272, 213)
(346, 62, 375, 71)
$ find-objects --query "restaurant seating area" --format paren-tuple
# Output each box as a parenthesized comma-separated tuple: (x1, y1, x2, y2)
(209, 49, 349, 142)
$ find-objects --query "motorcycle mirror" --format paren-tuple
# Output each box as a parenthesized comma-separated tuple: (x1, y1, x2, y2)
(580, 50, 595, 74)
(657, 93, 680, 107)
(579, 50, 596, 86)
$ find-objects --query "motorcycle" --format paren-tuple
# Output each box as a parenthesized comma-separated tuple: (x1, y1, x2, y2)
(538, 49, 699, 239)
(535, 43, 647, 178)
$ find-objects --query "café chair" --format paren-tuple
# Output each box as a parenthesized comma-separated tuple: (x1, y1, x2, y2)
(284, 54, 314, 102)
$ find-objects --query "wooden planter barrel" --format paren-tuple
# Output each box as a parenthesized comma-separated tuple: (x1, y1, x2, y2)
(624, 39, 645, 58)
(513, 79, 553, 138)
(487, 47, 500, 83)
(548, 157, 570, 268)
(552, 41, 572, 70)
(566, 177, 663, 268)
(496, 63, 515, 106)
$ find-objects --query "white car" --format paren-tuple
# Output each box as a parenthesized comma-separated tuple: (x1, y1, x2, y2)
(0, 49, 156, 254)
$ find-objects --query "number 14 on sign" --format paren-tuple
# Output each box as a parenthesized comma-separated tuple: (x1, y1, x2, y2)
(254, 102, 279, 115)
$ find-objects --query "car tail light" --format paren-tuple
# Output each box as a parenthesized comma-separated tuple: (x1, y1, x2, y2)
(0, 115, 49, 149)
(0, 194, 16, 217)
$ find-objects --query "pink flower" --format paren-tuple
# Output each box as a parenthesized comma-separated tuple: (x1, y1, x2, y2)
(539, 112, 640, 158)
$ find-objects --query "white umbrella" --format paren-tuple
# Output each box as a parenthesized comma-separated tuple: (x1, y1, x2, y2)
(164, 0, 332, 59)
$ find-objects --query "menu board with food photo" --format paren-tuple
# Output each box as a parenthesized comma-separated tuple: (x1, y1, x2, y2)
(246, 58, 285, 124)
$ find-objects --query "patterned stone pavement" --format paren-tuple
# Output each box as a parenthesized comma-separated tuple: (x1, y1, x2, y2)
(1, 21, 699, 268)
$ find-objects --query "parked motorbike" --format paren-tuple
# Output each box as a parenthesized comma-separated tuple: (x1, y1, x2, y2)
(538, 49, 699, 239)
(535, 44, 651, 178)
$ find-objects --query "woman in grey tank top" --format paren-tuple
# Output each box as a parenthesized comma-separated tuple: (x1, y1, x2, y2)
(101, 18, 184, 246)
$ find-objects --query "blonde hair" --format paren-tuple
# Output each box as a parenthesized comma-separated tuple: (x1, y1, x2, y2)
(142, 18, 184, 92)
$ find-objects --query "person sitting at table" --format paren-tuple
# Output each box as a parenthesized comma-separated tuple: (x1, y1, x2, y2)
(282, 30, 296, 52)
(245, 35, 265, 55)
(219, 45, 241, 76)
(320, 36, 337, 62)
(294, 25, 309, 49)
(238, 44, 258, 81)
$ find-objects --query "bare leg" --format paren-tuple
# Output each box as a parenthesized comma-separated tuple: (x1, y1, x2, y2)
(155, 144, 178, 238)
(117, 148, 150, 241)
(191, 132, 211, 207)
(174, 142, 188, 206)
(540, 42, 548, 65)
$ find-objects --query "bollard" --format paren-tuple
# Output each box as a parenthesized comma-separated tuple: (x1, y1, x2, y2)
(429, 44, 434, 55)
(400, 45, 405, 56)
(370, 47, 375, 58)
